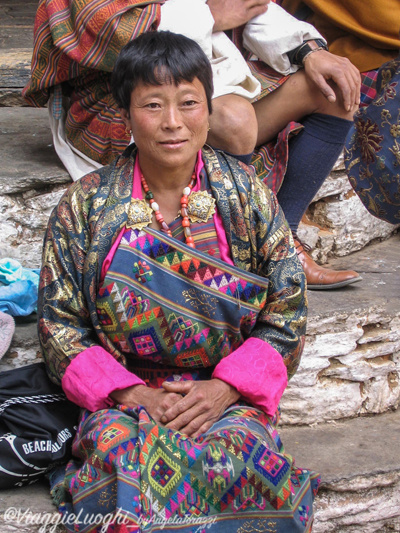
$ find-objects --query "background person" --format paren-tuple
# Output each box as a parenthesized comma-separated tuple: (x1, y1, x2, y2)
(280, 0, 400, 106)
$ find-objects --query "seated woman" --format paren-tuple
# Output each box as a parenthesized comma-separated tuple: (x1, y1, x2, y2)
(38, 31, 319, 532)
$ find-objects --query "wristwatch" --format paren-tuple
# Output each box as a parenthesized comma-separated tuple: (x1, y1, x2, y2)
(288, 39, 328, 66)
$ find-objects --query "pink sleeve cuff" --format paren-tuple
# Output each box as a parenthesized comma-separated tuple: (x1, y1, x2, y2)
(62, 346, 146, 412)
(212, 337, 287, 416)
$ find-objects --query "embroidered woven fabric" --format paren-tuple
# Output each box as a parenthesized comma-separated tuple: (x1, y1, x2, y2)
(55, 404, 320, 532)
(345, 55, 400, 225)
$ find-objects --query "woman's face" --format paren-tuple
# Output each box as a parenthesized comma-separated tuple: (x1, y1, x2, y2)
(121, 76, 209, 174)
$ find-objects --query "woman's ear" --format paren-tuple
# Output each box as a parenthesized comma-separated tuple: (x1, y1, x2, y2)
(119, 108, 131, 129)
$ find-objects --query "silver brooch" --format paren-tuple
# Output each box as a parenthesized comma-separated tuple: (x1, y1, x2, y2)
(126, 199, 153, 231)
(186, 191, 216, 223)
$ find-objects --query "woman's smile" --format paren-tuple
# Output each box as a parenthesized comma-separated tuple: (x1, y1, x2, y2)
(158, 139, 187, 148)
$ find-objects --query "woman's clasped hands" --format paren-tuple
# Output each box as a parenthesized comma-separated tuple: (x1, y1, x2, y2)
(111, 379, 240, 439)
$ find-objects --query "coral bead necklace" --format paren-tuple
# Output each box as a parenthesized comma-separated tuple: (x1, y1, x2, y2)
(140, 172, 197, 248)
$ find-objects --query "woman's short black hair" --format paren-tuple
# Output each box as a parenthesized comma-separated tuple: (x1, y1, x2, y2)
(111, 31, 213, 113)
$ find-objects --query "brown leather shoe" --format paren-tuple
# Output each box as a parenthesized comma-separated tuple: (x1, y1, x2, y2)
(294, 239, 362, 290)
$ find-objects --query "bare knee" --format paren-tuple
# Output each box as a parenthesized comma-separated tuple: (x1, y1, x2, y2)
(208, 95, 258, 154)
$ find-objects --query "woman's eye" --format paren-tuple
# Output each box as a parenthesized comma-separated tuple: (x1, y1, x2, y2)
(183, 100, 196, 106)
(145, 102, 160, 109)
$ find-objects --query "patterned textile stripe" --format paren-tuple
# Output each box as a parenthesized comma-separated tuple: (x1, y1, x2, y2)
(65, 73, 129, 163)
(169, 217, 221, 260)
(247, 61, 290, 101)
(120, 229, 269, 311)
(55, 405, 320, 532)
(23, 0, 162, 106)
(97, 228, 270, 371)
(252, 121, 303, 193)
(360, 69, 379, 107)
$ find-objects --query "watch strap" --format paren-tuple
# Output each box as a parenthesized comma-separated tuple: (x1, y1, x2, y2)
(288, 39, 328, 66)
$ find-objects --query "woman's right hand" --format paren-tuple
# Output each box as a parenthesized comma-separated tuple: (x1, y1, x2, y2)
(110, 385, 184, 424)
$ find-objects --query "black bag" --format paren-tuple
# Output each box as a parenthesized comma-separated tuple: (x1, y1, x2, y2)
(0, 362, 80, 489)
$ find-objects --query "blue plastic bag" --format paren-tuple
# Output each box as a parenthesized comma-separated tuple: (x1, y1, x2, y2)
(0, 259, 40, 316)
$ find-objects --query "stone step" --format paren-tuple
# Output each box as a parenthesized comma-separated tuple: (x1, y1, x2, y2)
(282, 408, 400, 532)
(0, 409, 398, 532)
(0, 107, 71, 267)
(281, 232, 400, 425)
(297, 154, 399, 263)
(0, 0, 36, 106)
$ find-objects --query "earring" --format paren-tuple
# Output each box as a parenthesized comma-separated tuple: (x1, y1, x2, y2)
(125, 127, 132, 137)
(207, 124, 211, 132)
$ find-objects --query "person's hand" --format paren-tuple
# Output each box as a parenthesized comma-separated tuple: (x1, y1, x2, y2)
(160, 379, 241, 438)
(110, 385, 184, 424)
(303, 49, 361, 112)
(207, 0, 270, 32)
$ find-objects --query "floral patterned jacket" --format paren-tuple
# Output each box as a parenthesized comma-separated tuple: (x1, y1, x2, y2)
(345, 53, 400, 225)
(38, 145, 307, 385)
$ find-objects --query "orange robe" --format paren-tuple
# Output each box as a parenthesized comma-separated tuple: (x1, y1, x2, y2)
(281, 0, 400, 71)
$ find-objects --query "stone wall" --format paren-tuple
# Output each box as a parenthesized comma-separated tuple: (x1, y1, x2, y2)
(281, 305, 400, 425)
(297, 155, 398, 263)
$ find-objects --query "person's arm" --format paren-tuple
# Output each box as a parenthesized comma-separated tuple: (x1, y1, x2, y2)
(61, 347, 145, 412)
(243, 3, 360, 109)
(38, 173, 144, 410)
(210, 178, 304, 412)
(159, 170, 306, 436)
(161, 336, 287, 437)
(242, 2, 325, 74)
(158, 0, 215, 58)
(301, 48, 361, 110)
(246, 180, 307, 380)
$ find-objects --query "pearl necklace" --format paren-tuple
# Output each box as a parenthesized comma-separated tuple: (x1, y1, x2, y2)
(140, 172, 197, 248)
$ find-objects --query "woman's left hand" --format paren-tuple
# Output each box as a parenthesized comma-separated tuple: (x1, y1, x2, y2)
(160, 379, 240, 438)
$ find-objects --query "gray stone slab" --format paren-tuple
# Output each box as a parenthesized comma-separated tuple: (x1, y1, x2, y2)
(0, 49, 31, 89)
(0, 2, 35, 92)
(0, 480, 59, 533)
(281, 408, 400, 487)
(307, 233, 400, 319)
(0, 1, 36, 51)
(0, 108, 70, 193)
(0, 480, 53, 514)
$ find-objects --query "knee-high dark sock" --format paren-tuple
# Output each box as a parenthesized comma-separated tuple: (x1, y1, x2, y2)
(277, 113, 353, 234)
